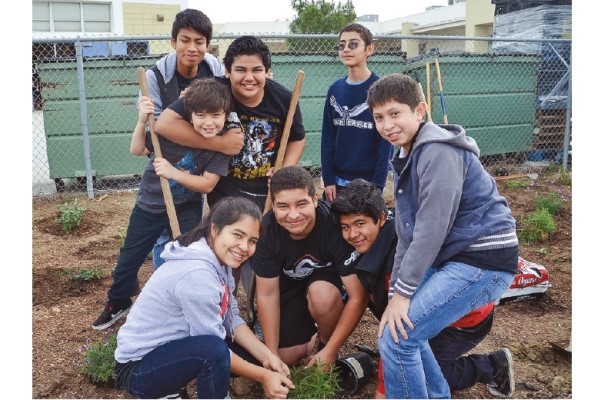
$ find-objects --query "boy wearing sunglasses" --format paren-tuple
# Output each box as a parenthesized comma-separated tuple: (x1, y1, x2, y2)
(320, 23, 393, 203)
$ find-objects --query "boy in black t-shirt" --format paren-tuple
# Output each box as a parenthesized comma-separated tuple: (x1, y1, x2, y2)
(251, 166, 368, 367)
(155, 36, 307, 295)
(155, 35, 306, 211)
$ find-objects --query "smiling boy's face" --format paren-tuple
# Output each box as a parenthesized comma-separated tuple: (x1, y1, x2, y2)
(190, 110, 226, 139)
(225, 55, 267, 107)
(371, 100, 426, 152)
(339, 212, 385, 254)
(171, 27, 208, 75)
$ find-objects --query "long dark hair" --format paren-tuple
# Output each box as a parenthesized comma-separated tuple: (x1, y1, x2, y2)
(177, 197, 262, 247)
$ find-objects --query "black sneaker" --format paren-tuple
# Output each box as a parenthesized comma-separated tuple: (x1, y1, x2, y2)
(92, 303, 131, 330)
(487, 348, 515, 398)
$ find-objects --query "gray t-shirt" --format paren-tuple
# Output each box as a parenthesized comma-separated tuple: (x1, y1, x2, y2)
(135, 131, 230, 213)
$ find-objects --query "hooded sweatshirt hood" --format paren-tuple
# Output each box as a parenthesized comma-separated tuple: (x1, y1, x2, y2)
(162, 237, 225, 277)
(413, 122, 480, 157)
(155, 52, 224, 86)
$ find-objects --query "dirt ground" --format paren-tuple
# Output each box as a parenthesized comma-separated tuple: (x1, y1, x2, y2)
(32, 167, 572, 399)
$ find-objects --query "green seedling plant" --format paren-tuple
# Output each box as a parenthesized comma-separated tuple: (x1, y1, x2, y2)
(62, 266, 105, 282)
(557, 170, 571, 186)
(288, 361, 342, 399)
(505, 179, 530, 189)
(536, 247, 549, 256)
(545, 163, 560, 174)
(518, 208, 556, 243)
(81, 333, 117, 383)
(119, 228, 127, 246)
(57, 198, 85, 233)
(534, 193, 564, 215)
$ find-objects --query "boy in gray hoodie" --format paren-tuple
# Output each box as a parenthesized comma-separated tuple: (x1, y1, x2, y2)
(367, 73, 518, 399)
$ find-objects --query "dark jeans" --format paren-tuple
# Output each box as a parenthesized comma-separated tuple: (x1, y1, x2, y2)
(107, 201, 203, 308)
(429, 309, 495, 390)
(120, 335, 231, 399)
(116, 336, 261, 398)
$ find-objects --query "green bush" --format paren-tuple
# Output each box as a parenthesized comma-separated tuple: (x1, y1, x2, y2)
(518, 209, 556, 243)
(81, 334, 117, 383)
(62, 266, 105, 282)
(545, 163, 561, 174)
(57, 198, 85, 233)
(505, 179, 529, 188)
(557, 171, 571, 186)
(534, 193, 564, 215)
(289, 362, 341, 399)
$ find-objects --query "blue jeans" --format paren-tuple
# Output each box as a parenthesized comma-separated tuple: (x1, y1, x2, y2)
(125, 335, 230, 399)
(379, 261, 514, 399)
(152, 230, 170, 269)
(153, 196, 204, 269)
(108, 201, 203, 308)
(430, 309, 494, 390)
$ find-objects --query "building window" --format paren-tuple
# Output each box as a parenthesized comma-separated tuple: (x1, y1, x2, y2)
(32, 2, 111, 33)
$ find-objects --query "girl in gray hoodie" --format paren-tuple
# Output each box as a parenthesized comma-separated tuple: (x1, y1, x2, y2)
(114, 197, 294, 398)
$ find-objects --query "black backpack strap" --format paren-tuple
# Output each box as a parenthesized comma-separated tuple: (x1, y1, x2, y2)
(150, 65, 179, 108)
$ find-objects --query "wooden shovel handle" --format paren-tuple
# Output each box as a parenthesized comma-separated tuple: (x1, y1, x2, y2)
(137, 67, 181, 238)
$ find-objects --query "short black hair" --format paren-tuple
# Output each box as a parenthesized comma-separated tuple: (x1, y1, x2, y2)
(223, 36, 272, 72)
(367, 73, 424, 111)
(183, 78, 232, 117)
(177, 197, 262, 247)
(331, 179, 386, 223)
(269, 166, 315, 201)
(171, 8, 213, 43)
(339, 23, 374, 46)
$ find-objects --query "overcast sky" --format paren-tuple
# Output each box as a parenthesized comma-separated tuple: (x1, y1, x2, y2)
(187, 0, 448, 24)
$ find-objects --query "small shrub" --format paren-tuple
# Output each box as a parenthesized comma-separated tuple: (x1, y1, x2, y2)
(118, 228, 127, 247)
(62, 266, 105, 282)
(81, 333, 117, 383)
(289, 362, 342, 399)
(557, 171, 571, 186)
(505, 179, 529, 189)
(57, 198, 85, 232)
(518, 209, 556, 243)
(536, 247, 550, 256)
(545, 163, 561, 174)
(534, 193, 564, 215)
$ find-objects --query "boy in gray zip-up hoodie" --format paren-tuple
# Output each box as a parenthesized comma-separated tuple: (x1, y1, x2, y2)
(114, 197, 294, 398)
(366, 73, 518, 399)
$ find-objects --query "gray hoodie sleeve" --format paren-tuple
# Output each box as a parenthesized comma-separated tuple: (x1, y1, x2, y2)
(229, 289, 246, 331)
(143, 67, 164, 118)
(392, 142, 464, 298)
(174, 269, 228, 339)
(203, 52, 225, 77)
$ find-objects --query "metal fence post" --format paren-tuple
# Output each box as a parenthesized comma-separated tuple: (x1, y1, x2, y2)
(562, 63, 572, 172)
(75, 38, 95, 199)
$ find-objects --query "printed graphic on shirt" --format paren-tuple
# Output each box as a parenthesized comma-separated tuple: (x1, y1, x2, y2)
(330, 96, 374, 129)
(285, 254, 333, 280)
(168, 151, 200, 200)
(220, 283, 230, 319)
(230, 117, 278, 180)
(344, 250, 361, 267)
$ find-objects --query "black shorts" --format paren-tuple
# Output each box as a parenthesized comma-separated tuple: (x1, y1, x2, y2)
(278, 267, 344, 348)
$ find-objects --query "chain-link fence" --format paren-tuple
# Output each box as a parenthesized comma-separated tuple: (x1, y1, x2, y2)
(32, 33, 571, 197)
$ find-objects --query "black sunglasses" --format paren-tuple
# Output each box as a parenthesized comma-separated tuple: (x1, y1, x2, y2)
(336, 41, 362, 51)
